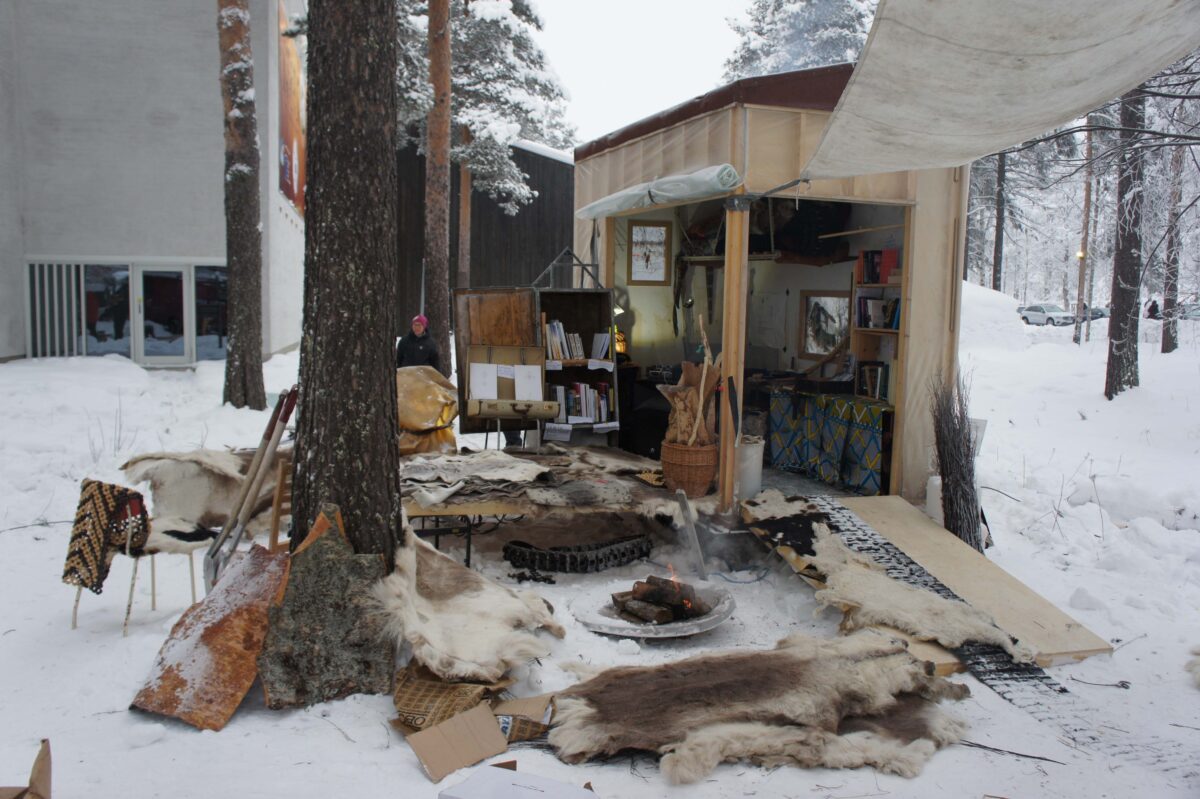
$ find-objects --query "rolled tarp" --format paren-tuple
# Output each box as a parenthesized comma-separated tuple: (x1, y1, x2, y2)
(575, 163, 743, 220)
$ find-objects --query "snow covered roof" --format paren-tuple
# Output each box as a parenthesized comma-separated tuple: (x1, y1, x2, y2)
(801, 0, 1200, 179)
(575, 63, 854, 162)
(512, 138, 573, 166)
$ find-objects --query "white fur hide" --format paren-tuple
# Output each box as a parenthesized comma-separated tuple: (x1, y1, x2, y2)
(122, 448, 281, 536)
(372, 524, 564, 682)
(809, 523, 1034, 662)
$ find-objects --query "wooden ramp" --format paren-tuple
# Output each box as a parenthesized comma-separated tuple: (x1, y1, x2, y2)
(838, 495, 1111, 669)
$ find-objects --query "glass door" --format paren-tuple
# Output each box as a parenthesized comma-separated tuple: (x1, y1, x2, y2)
(133, 265, 193, 365)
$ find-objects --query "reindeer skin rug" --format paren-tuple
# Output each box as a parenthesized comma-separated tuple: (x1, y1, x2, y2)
(549, 631, 968, 783)
(372, 524, 564, 682)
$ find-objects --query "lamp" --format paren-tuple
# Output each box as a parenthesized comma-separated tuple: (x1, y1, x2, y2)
(615, 330, 628, 355)
(613, 304, 626, 316)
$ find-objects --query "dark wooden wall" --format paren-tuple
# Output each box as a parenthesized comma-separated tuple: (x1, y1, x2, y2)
(396, 143, 574, 331)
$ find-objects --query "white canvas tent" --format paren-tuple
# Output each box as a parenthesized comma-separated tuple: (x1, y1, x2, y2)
(802, 0, 1200, 179)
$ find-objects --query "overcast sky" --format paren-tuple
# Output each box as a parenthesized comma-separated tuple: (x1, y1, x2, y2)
(531, 0, 752, 147)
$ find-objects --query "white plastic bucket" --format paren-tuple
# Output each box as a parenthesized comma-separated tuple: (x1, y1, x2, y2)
(735, 436, 765, 502)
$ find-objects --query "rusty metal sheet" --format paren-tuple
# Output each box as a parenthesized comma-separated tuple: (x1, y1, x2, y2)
(131, 545, 290, 731)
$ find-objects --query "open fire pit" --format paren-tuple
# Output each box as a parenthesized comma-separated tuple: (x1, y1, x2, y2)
(570, 575, 736, 639)
(611, 575, 712, 624)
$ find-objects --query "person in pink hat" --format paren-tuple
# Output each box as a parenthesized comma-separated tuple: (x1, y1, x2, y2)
(395, 313, 440, 371)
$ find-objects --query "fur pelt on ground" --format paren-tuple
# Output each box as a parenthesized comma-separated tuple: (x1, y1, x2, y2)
(549, 630, 968, 783)
(372, 523, 564, 682)
(808, 523, 1033, 662)
(121, 447, 284, 536)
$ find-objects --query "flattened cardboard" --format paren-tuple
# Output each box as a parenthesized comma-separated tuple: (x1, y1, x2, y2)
(439, 765, 597, 799)
(407, 703, 509, 783)
(491, 694, 554, 723)
(0, 739, 50, 799)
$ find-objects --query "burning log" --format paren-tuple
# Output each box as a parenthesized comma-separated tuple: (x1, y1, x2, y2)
(612, 575, 711, 624)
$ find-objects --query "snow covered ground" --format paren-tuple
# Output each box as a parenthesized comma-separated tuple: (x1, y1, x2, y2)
(0, 285, 1197, 797)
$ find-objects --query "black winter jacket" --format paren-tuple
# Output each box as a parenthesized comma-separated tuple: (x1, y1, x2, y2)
(396, 330, 440, 371)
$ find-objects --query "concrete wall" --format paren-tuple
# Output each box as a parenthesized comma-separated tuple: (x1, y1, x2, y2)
(0, 2, 26, 359)
(0, 0, 304, 358)
(263, 0, 305, 354)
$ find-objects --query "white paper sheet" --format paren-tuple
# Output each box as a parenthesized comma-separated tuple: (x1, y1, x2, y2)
(544, 423, 572, 442)
(514, 365, 543, 401)
(468, 363, 498, 400)
(587, 359, 614, 372)
(495, 364, 515, 380)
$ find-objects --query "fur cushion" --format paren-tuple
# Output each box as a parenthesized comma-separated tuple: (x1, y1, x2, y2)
(372, 522, 564, 682)
(549, 630, 968, 783)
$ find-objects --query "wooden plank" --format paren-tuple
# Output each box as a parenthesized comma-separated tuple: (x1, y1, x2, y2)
(839, 495, 1112, 666)
(718, 191, 749, 511)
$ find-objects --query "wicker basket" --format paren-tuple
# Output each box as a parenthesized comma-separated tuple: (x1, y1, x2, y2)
(660, 441, 719, 498)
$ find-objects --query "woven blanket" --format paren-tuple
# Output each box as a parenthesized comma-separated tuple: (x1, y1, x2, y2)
(62, 479, 149, 594)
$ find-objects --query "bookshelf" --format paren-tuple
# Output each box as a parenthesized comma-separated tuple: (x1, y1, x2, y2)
(537, 288, 621, 441)
(850, 248, 904, 404)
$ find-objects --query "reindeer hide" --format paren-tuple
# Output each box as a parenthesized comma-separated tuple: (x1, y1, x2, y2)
(372, 524, 564, 682)
(809, 523, 1034, 663)
(121, 447, 284, 536)
(549, 631, 968, 783)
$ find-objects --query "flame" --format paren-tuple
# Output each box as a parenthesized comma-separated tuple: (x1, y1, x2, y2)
(682, 598, 692, 610)
(666, 563, 679, 584)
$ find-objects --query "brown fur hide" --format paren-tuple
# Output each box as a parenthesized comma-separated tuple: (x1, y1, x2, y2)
(549, 631, 968, 783)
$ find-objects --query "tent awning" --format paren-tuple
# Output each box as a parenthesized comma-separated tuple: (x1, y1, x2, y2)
(574, 164, 743, 220)
(801, 0, 1200, 179)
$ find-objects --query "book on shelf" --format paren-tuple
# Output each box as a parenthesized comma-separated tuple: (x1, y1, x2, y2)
(550, 380, 615, 425)
(855, 295, 902, 329)
(590, 332, 610, 360)
(856, 248, 902, 284)
(857, 360, 889, 401)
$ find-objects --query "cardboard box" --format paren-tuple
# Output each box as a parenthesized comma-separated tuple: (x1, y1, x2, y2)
(439, 765, 596, 799)
(406, 704, 509, 783)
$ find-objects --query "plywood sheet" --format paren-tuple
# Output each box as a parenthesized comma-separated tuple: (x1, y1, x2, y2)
(839, 495, 1111, 666)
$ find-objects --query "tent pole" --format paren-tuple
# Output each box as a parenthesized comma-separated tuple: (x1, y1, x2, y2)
(719, 189, 750, 512)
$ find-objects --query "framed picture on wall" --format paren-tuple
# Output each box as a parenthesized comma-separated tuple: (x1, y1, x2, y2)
(799, 290, 850, 358)
(628, 221, 672, 286)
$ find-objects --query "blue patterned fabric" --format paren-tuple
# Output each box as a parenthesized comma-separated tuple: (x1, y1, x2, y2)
(767, 391, 889, 495)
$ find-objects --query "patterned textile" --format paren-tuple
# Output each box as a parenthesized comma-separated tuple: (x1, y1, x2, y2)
(842, 400, 888, 495)
(62, 479, 149, 594)
(767, 392, 889, 495)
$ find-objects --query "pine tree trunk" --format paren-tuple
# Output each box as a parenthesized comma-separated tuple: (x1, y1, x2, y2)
(218, 0, 266, 410)
(292, 0, 402, 567)
(991, 151, 1006, 292)
(1072, 124, 1093, 345)
(1085, 172, 1101, 343)
(424, 0, 453, 377)
(457, 127, 473, 292)
(1161, 145, 1184, 354)
(1104, 89, 1145, 401)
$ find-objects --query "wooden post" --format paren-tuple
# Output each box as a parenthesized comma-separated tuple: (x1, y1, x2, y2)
(718, 191, 750, 512)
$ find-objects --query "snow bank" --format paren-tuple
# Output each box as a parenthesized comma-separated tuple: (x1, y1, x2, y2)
(958, 282, 1030, 352)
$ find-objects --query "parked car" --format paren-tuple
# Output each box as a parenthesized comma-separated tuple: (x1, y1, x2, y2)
(1082, 303, 1108, 320)
(1020, 304, 1075, 326)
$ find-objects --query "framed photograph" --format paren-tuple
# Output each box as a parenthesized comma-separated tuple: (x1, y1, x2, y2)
(627, 221, 672, 286)
(799, 290, 850, 358)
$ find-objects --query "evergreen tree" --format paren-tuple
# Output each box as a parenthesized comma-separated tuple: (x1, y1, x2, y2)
(293, 0, 402, 565)
(724, 0, 876, 82)
(397, 0, 575, 214)
(217, 0, 266, 411)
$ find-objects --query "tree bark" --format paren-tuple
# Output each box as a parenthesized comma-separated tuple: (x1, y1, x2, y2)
(292, 0, 402, 567)
(218, 0, 266, 410)
(991, 151, 1007, 292)
(1104, 89, 1145, 401)
(424, 0, 453, 376)
(1161, 145, 1184, 354)
(457, 126, 473, 292)
(1072, 123, 1093, 345)
(1085, 172, 1101, 343)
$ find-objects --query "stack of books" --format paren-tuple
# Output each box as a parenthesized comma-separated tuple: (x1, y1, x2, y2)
(544, 320, 588, 360)
(552, 381, 615, 424)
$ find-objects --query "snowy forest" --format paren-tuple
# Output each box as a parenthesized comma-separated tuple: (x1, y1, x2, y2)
(726, 0, 1200, 363)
